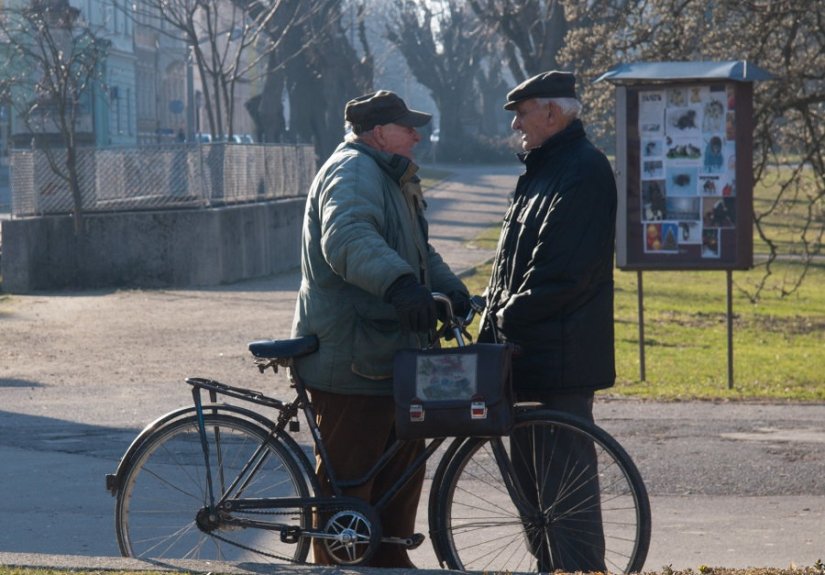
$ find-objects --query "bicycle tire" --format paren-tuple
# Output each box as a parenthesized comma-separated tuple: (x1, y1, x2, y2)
(115, 412, 313, 562)
(432, 409, 650, 574)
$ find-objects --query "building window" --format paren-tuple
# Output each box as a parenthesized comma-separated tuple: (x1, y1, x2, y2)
(127, 88, 133, 135)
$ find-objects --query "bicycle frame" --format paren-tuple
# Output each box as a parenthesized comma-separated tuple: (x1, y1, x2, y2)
(185, 292, 536, 542)
(188, 374, 452, 521)
(110, 292, 650, 572)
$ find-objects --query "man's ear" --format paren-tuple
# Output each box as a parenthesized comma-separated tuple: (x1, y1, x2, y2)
(545, 102, 557, 123)
(372, 124, 386, 147)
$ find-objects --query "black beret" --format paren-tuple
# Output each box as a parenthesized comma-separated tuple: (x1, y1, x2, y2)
(345, 90, 431, 132)
(504, 71, 577, 110)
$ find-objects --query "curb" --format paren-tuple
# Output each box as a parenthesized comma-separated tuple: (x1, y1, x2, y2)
(0, 551, 454, 574)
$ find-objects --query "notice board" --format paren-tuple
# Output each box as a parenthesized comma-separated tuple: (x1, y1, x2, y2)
(615, 81, 753, 269)
(596, 61, 772, 271)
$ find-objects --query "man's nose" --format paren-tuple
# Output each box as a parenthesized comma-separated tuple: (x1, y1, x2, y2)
(511, 116, 520, 131)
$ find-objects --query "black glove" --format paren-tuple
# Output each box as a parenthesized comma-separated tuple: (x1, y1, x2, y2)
(449, 291, 472, 321)
(385, 274, 437, 333)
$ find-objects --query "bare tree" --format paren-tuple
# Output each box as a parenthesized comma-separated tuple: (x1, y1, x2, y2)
(0, 0, 109, 234)
(249, 0, 373, 162)
(561, 0, 824, 299)
(386, 0, 491, 162)
(468, 0, 568, 83)
(131, 0, 308, 140)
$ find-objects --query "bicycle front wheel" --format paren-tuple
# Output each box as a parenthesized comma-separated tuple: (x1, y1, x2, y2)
(433, 409, 650, 574)
(115, 413, 313, 562)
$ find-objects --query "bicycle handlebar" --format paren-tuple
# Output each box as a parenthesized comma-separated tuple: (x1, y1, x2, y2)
(431, 292, 486, 347)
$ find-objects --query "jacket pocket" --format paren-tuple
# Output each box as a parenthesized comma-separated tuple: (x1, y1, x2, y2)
(351, 317, 406, 380)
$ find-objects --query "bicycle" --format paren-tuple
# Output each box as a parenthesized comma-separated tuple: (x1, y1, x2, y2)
(106, 294, 650, 573)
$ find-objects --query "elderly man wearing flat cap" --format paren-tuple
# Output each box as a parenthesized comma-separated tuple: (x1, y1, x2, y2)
(480, 70, 617, 571)
(291, 90, 469, 567)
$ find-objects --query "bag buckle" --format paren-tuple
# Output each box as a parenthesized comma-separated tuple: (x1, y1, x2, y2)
(410, 402, 425, 422)
(470, 400, 487, 419)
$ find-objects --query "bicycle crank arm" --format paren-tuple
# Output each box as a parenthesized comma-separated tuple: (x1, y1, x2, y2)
(382, 533, 425, 549)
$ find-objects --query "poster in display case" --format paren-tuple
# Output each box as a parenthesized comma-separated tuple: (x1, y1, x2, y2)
(597, 61, 772, 271)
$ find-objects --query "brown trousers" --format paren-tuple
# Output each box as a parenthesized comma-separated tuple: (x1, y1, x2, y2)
(309, 388, 425, 568)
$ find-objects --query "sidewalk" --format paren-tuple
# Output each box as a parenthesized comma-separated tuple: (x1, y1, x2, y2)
(1, 163, 823, 573)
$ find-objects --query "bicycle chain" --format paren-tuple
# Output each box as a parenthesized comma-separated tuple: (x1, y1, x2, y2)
(204, 502, 361, 564)
(209, 530, 302, 564)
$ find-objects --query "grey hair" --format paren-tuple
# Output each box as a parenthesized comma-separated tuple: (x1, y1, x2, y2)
(344, 127, 359, 143)
(537, 97, 582, 119)
(344, 122, 370, 142)
(344, 122, 365, 142)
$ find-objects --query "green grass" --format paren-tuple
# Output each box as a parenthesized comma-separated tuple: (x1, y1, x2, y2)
(612, 263, 825, 400)
(450, 163, 825, 403)
(459, 258, 825, 402)
(752, 165, 822, 254)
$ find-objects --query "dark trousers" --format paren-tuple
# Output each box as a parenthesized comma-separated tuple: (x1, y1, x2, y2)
(309, 389, 424, 567)
(511, 390, 607, 572)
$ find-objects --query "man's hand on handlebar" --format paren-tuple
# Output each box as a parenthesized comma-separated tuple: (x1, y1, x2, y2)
(432, 293, 485, 343)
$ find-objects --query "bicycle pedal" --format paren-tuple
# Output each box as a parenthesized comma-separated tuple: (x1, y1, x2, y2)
(280, 525, 301, 544)
(407, 533, 425, 549)
(289, 420, 300, 432)
(382, 533, 425, 549)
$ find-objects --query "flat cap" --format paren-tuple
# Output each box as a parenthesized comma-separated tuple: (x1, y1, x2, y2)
(504, 71, 577, 110)
(345, 90, 431, 132)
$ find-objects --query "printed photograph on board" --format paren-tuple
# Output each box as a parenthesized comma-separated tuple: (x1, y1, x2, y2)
(666, 197, 701, 221)
(644, 222, 680, 254)
(666, 166, 699, 196)
(642, 138, 664, 158)
(642, 180, 666, 221)
(677, 221, 702, 244)
(666, 107, 702, 138)
(665, 137, 702, 161)
(702, 135, 726, 173)
(637, 83, 738, 264)
(703, 197, 736, 228)
(702, 228, 721, 258)
(642, 159, 664, 179)
(702, 97, 726, 133)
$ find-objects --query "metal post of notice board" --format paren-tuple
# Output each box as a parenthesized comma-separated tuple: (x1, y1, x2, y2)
(726, 270, 734, 389)
(637, 271, 646, 381)
(635, 270, 736, 388)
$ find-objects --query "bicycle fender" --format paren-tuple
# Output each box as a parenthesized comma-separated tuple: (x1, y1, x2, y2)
(105, 404, 292, 495)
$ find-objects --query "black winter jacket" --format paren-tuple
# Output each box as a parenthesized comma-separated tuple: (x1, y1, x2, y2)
(479, 119, 617, 392)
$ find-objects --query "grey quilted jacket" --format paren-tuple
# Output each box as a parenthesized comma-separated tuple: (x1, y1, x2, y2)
(291, 141, 467, 395)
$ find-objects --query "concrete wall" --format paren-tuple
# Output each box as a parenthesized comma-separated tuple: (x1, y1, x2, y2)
(1, 198, 305, 293)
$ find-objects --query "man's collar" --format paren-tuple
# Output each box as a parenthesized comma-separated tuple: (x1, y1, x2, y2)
(346, 141, 419, 184)
(517, 118, 585, 165)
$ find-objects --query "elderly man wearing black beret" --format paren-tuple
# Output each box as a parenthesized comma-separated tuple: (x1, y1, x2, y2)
(291, 89, 469, 567)
(480, 70, 617, 571)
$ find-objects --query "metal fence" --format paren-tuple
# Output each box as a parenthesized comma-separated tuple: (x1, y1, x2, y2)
(9, 143, 316, 217)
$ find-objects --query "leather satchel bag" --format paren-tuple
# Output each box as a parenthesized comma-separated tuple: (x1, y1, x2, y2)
(393, 343, 514, 440)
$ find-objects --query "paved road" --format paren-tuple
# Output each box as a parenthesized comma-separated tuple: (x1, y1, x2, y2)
(1, 164, 823, 572)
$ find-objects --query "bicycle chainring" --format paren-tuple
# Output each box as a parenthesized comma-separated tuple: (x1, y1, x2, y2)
(322, 508, 382, 565)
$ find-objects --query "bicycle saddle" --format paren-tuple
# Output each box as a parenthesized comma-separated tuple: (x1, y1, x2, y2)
(248, 335, 319, 359)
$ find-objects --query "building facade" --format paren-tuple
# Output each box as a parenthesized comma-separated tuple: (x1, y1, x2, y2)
(0, 0, 259, 153)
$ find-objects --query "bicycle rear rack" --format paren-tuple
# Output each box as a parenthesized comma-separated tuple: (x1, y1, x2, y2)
(187, 377, 287, 411)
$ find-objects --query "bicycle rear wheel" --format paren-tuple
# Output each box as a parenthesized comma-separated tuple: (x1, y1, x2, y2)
(115, 413, 312, 562)
(433, 409, 650, 574)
